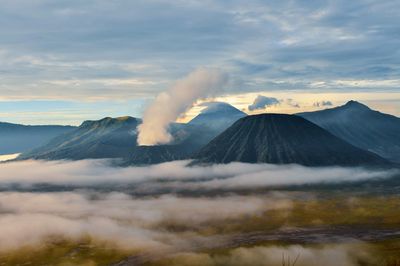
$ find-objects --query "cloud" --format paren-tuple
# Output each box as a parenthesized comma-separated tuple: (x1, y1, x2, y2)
(0, 0, 399, 104)
(0, 191, 284, 251)
(285, 98, 301, 108)
(0, 192, 276, 226)
(248, 95, 280, 111)
(0, 159, 397, 260)
(0, 212, 166, 251)
(0, 188, 377, 266)
(138, 68, 228, 145)
(314, 101, 333, 107)
(0, 160, 396, 192)
(1, 0, 400, 125)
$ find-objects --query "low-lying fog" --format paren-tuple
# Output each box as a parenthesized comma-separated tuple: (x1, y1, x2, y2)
(0, 159, 398, 265)
(0, 159, 396, 192)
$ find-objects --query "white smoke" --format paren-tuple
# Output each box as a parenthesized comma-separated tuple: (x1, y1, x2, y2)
(138, 68, 228, 145)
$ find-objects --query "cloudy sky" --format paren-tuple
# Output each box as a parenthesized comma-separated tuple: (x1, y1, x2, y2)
(0, 0, 399, 125)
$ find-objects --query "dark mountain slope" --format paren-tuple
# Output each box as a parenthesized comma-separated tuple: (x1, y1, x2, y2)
(125, 103, 246, 165)
(18, 117, 140, 160)
(298, 101, 400, 163)
(123, 123, 221, 165)
(0, 122, 76, 155)
(193, 113, 389, 167)
(18, 117, 219, 162)
(19, 103, 246, 163)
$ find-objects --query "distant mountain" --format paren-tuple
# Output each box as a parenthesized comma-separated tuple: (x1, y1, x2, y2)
(18, 117, 140, 160)
(188, 102, 246, 131)
(193, 113, 389, 167)
(123, 103, 246, 165)
(17, 116, 220, 162)
(0, 122, 76, 155)
(298, 101, 400, 163)
(19, 103, 246, 163)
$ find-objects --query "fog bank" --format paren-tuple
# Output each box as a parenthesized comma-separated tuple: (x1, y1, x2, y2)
(0, 159, 397, 263)
(0, 160, 396, 191)
(0, 191, 290, 251)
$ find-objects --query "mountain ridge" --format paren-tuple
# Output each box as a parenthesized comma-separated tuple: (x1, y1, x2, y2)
(188, 102, 246, 131)
(18, 103, 247, 163)
(298, 100, 400, 163)
(193, 113, 389, 167)
(18, 116, 140, 160)
(0, 121, 76, 155)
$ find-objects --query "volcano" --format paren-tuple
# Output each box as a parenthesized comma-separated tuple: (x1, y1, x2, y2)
(193, 113, 388, 167)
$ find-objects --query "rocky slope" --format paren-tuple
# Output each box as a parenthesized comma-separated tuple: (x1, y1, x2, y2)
(193, 113, 389, 167)
(298, 101, 400, 163)
(18, 117, 139, 160)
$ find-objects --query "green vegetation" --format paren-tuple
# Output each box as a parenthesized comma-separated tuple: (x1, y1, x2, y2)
(0, 237, 131, 266)
(155, 195, 400, 236)
(147, 239, 400, 266)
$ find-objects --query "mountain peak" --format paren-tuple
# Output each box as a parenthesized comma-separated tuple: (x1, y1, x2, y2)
(298, 101, 400, 163)
(343, 100, 370, 110)
(188, 102, 246, 127)
(193, 113, 388, 166)
(80, 116, 139, 128)
(199, 102, 245, 115)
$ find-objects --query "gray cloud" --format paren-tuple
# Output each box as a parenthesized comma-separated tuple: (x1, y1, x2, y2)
(248, 95, 280, 111)
(314, 100, 333, 107)
(285, 98, 301, 108)
(0, 160, 396, 192)
(0, 159, 397, 259)
(0, 0, 399, 102)
(0, 191, 281, 251)
(0, 188, 375, 266)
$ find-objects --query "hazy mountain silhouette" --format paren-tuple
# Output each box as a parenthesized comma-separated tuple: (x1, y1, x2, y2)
(188, 102, 246, 131)
(18, 117, 140, 160)
(19, 103, 246, 162)
(17, 101, 398, 167)
(124, 103, 246, 165)
(298, 101, 400, 163)
(0, 122, 76, 155)
(193, 113, 389, 167)
(19, 118, 229, 162)
(123, 122, 237, 165)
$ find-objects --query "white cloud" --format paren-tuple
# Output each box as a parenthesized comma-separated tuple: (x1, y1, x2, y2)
(313, 100, 333, 107)
(248, 95, 280, 111)
(0, 158, 396, 258)
(0, 191, 289, 251)
(0, 159, 396, 191)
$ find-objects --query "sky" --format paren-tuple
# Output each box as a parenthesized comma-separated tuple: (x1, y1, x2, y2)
(0, 0, 399, 125)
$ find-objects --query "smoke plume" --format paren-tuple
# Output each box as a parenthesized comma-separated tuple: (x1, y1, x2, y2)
(138, 68, 228, 145)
